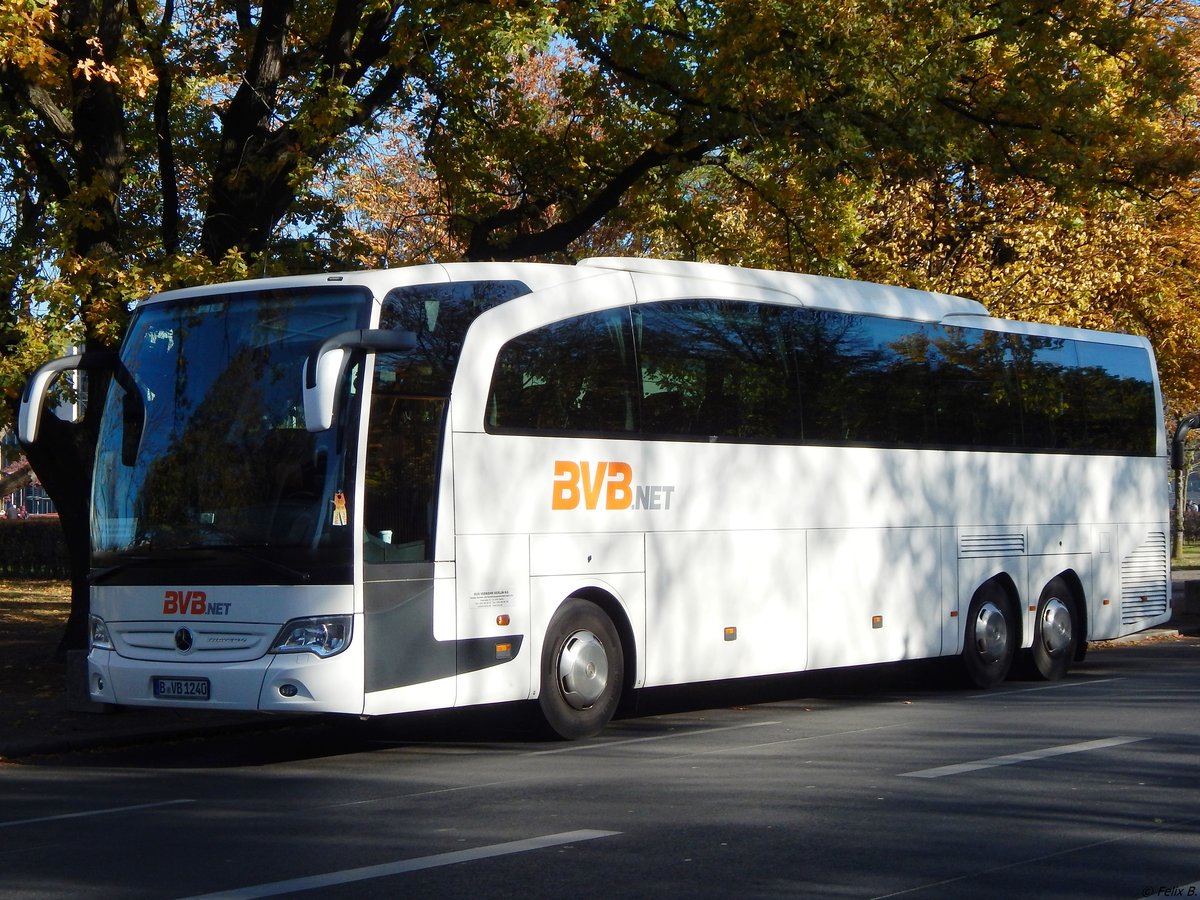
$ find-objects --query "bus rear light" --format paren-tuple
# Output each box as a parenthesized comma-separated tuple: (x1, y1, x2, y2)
(495, 643, 512, 660)
(871, 616, 883, 629)
(269, 615, 353, 658)
(724, 627, 737, 642)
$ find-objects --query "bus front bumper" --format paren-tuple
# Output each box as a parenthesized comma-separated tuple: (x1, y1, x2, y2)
(87, 646, 365, 715)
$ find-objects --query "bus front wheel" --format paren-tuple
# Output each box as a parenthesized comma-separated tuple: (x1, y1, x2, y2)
(961, 584, 1017, 688)
(538, 599, 623, 740)
(1029, 578, 1078, 681)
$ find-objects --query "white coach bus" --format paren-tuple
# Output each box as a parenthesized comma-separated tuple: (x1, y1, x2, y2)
(20, 258, 1170, 738)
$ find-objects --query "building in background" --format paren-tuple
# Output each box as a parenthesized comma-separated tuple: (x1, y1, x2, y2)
(1, 428, 56, 517)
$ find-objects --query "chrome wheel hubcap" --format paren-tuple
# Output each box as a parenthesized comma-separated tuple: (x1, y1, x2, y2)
(557, 629, 609, 710)
(974, 601, 1008, 663)
(1040, 597, 1072, 655)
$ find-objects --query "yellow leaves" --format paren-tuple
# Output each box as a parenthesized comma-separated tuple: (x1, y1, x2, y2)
(124, 62, 157, 99)
(852, 172, 1200, 417)
(74, 38, 116, 83)
(1, 0, 158, 99)
(0, 0, 58, 71)
(73, 36, 157, 99)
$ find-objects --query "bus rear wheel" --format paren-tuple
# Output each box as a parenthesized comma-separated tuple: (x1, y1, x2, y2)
(538, 599, 624, 740)
(1028, 578, 1078, 681)
(961, 584, 1017, 688)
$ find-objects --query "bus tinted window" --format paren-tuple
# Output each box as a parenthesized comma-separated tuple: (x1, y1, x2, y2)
(793, 313, 939, 446)
(1010, 336, 1081, 452)
(1074, 340, 1157, 455)
(381, 281, 530, 395)
(489, 309, 638, 434)
(636, 301, 800, 440)
(486, 299, 1157, 456)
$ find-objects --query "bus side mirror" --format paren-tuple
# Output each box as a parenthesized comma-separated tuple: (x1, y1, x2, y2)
(18, 352, 118, 445)
(303, 329, 417, 432)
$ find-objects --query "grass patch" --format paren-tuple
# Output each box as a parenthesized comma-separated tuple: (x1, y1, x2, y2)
(1175, 543, 1200, 570)
(0, 580, 70, 658)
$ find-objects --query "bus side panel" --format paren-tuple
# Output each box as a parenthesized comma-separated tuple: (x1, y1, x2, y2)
(362, 672, 457, 716)
(1091, 528, 1120, 640)
(362, 569, 456, 703)
(454, 533, 531, 707)
(644, 530, 806, 687)
(807, 527, 945, 669)
(530, 531, 647, 691)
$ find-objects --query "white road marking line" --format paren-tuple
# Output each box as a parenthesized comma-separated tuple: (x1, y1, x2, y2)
(658, 723, 910, 760)
(899, 735, 1146, 778)
(0, 799, 194, 829)
(180, 830, 621, 900)
(974, 677, 1124, 697)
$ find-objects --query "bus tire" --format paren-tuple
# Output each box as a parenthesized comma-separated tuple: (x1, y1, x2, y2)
(961, 583, 1017, 688)
(538, 598, 623, 740)
(1029, 578, 1078, 681)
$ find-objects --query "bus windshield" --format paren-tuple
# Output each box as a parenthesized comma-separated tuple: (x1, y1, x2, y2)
(91, 287, 373, 583)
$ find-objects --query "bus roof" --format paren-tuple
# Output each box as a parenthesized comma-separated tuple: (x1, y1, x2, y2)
(579, 257, 990, 322)
(139, 262, 588, 307)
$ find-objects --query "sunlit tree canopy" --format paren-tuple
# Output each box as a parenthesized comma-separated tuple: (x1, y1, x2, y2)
(3, 0, 1200, 650)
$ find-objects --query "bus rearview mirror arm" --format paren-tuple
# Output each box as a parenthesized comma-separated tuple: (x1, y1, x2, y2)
(18, 351, 124, 445)
(1172, 414, 1200, 472)
(303, 329, 417, 432)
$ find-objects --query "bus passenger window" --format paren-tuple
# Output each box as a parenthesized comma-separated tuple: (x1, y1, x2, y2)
(488, 309, 637, 435)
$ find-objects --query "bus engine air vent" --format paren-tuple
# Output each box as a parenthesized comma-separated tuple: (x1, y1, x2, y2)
(958, 532, 1026, 558)
(1120, 532, 1169, 626)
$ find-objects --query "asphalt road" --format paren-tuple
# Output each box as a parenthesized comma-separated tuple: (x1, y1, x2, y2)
(2, 639, 1198, 900)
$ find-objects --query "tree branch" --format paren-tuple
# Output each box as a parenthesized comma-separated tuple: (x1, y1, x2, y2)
(127, 0, 181, 253)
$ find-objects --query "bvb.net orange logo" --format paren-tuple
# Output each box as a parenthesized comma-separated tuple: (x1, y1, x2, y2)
(551, 460, 633, 510)
(551, 460, 675, 511)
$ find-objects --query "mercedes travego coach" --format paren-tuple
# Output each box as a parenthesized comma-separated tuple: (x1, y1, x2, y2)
(20, 258, 1170, 738)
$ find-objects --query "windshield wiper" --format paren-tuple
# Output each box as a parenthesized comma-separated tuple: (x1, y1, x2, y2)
(90, 545, 312, 585)
(90, 553, 217, 585)
(220, 545, 312, 583)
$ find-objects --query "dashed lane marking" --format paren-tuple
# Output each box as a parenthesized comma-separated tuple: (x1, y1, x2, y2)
(180, 829, 622, 899)
(899, 736, 1146, 778)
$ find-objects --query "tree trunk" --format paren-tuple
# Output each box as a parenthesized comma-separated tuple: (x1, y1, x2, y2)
(15, 372, 109, 658)
(1175, 471, 1186, 561)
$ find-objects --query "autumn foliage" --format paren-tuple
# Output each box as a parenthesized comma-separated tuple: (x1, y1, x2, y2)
(2, 0, 1200, 646)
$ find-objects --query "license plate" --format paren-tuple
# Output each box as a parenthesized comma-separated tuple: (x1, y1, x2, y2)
(153, 677, 210, 700)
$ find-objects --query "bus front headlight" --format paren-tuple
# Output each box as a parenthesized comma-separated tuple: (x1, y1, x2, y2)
(269, 616, 353, 658)
(89, 615, 114, 651)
